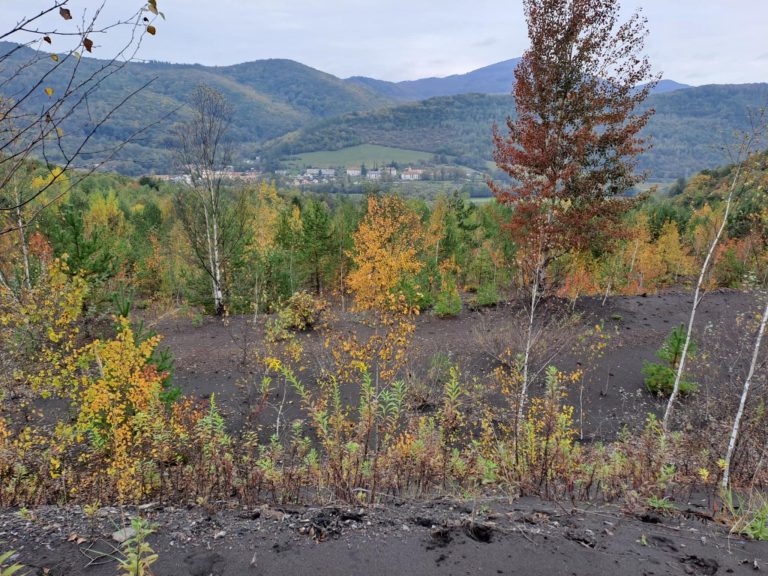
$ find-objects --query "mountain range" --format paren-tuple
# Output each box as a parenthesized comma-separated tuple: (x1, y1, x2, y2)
(2, 40, 765, 181)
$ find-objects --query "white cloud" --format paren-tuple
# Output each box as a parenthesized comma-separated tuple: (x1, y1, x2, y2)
(3, 0, 767, 84)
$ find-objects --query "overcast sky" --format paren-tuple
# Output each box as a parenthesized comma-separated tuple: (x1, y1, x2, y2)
(6, 0, 768, 85)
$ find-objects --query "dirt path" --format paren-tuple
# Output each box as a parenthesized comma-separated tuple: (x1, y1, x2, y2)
(3, 497, 766, 575)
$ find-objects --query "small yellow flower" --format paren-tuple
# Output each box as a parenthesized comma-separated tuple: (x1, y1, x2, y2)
(265, 357, 282, 371)
(351, 360, 368, 373)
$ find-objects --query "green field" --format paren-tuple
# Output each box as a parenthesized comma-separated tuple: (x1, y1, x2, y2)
(285, 144, 438, 168)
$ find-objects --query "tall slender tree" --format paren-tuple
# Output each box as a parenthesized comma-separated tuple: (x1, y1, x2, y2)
(299, 199, 333, 296)
(174, 85, 247, 315)
(662, 115, 766, 432)
(490, 0, 657, 428)
(721, 293, 768, 490)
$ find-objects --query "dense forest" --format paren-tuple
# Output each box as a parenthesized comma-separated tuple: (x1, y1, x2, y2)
(3, 149, 767, 319)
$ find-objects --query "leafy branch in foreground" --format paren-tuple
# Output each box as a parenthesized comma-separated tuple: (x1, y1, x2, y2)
(0, 1, 166, 235)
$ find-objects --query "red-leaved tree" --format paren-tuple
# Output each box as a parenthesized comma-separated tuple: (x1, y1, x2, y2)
(490, 0, 658, 429)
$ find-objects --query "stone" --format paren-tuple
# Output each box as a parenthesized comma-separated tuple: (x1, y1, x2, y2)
(112, 527, 136, 543)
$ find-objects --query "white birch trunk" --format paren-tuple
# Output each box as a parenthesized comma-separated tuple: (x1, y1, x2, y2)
(517, 254, 543, 435)
(662, 162, 744, 432)
(201, 204, 220, 315)
(721, 294, 768, 490)
(14, 184, 31, 290)
(211, 213, 223, 314)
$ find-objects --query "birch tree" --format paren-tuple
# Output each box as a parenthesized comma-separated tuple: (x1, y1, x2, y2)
(174, 85, 246, 316)
(0, 1, 164, 237)
(721, 294, 768, 490)
(662, 112, 765, 432)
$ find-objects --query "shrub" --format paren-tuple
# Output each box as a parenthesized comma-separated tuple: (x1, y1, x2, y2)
(266, 291, 327, 342)
(713, 245, 747, 288)
(397, 273, 434, 311)
(434, 284, 462, 317)
(643, 325, 697, 396)
(473, 283, 500, 308)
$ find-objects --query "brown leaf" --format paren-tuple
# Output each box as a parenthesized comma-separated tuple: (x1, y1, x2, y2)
(59, 7, 72, 20)
(43, 35, 52, 44)
(83, 37, 93, 52)
(148, 0, 158, 15)
(146, 25, 156, 35)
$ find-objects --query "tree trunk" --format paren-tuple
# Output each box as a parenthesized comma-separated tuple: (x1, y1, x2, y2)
(14, 184, 31, 290)
(663, 160, 745, 432)
(252, 267, 261, 323)
(721, 294, 768, 490)
(202, 203, 223, 316)
(517, 251, 543, 436)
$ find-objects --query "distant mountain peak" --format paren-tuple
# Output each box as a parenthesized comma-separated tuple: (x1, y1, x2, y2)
(347, 58, 689, 101)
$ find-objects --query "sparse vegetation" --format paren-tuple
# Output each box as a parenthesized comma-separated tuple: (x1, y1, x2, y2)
(1, 1, 767, 572)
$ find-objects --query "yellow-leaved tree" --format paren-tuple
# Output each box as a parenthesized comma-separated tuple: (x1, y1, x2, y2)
(247, 181, 284, 315)
(340, 195, 424, 384)
(69, 317, 176, 501)
(347, 195, 423, 314)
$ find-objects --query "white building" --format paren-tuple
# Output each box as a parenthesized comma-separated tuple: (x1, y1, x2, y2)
(401, 169, 424, 181)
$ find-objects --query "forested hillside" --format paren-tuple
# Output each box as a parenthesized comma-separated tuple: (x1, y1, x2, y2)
(0, 42, 394, 174)
(2, 41, 765, 179)
(346, 58, 521, 100)
(264, 85, 768, 180)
